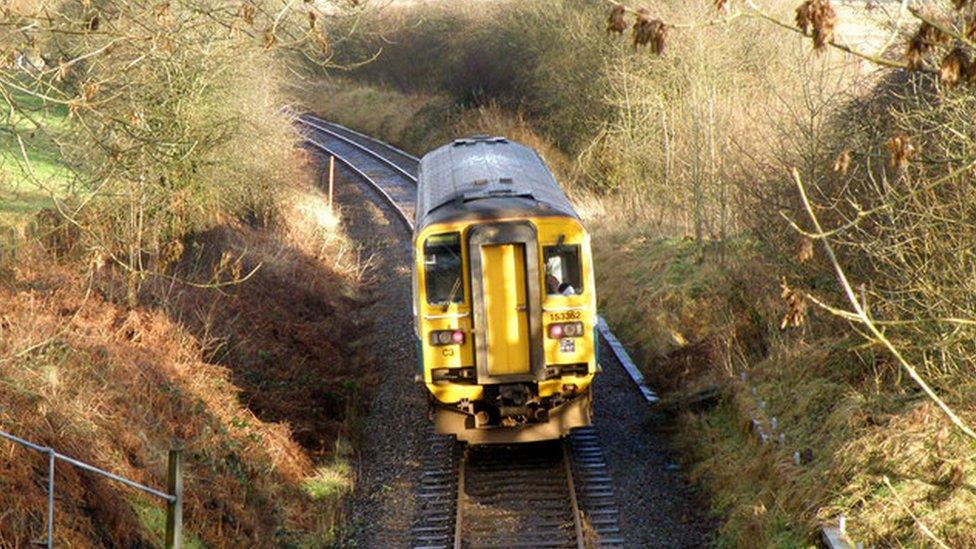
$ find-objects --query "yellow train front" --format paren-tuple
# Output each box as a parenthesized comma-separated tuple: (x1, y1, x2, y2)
(413, 136, 599, 445)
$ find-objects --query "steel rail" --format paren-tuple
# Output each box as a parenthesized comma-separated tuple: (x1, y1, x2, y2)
(561, 442, 587, 549)
(298, 115, 419, 184)
(301, 116, 421, 164)
(301, 138, 415, 232)
(452, 450, 465, 549)
(452, 442, 586, 549)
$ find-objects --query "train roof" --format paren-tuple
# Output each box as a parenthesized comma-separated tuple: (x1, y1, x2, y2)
(415, 136, 579, 232)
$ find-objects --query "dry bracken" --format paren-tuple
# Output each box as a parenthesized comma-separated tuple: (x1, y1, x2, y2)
(795, 1, 812, 34)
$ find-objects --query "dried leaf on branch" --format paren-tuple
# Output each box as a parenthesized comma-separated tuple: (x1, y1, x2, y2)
(81, 81, 99, 103)
(886, 134, 916, 170)
(241, 3, 255, 26)
(833, 149, 851, 175)
(315, 30, 331, 55)
(632, 8, 667, 54)
(607, 5, 627, 35)
(715, 0, 730, 11)
(939, 47, 974, 87)
(906, 22, 948, 69)
(794, 0, 836, 51)
(798, 237, 814, 263)
(780, 282, 809, 329)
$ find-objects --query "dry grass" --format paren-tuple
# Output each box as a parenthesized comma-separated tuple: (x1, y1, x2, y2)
(0, 170, 371, 545)
(591, 219, 976, 546)
(305, 79, 578, 180)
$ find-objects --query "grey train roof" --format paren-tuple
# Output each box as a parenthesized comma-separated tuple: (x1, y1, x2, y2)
(415, 136, 579, 232)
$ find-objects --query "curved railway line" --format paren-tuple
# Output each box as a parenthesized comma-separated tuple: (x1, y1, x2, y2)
(298, 114, 626, 548)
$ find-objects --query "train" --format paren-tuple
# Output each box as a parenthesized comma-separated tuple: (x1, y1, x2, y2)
(412, 136, 599, 444)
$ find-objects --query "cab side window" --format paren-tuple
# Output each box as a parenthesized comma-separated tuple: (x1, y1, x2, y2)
(543, 245, 583, 296)
(424, 233, 464, 304)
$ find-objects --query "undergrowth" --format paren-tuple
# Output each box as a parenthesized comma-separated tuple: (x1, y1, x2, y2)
(590, 223, 976, 547)
(0, 175, 373, 545)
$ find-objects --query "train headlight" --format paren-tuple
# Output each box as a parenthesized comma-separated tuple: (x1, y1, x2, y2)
(548, 322, 584, 339)
(430, 329, 465, 346)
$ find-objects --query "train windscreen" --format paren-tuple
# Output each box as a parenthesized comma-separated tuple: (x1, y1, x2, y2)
(424, 233, 464, 304)
(544, 245, 582, 296)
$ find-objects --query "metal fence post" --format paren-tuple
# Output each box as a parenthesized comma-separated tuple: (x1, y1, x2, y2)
(164, 449, 183, 549)
(47, 449, 54, 549)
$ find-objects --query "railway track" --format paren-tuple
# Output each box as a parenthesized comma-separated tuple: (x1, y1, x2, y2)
(297, 114, 624, 548)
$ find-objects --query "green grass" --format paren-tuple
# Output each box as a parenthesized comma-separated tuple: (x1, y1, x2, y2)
(0, 88, 72, 228)
(133, 499, 206, 548)
(302, 459, 353, 501)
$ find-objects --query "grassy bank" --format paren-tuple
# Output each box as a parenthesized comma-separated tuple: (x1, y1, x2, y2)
(0, 91, 70, 230)
(590, 222, 976, 547)
(2, 86, 373, 546)
(0, 168, 374, 544)
(1, 0, 390, 542)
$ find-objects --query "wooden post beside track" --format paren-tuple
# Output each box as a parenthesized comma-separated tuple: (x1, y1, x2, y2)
(328, 155, 335, 209)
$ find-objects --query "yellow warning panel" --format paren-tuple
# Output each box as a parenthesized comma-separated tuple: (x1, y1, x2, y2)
(481, 243, 530, 376)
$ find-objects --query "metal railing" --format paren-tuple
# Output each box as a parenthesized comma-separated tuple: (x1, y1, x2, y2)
(0, 428, 183, 548)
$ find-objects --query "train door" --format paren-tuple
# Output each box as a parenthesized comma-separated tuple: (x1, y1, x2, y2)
(469, 223, 544, 383)
(480, 243, 530, 375)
